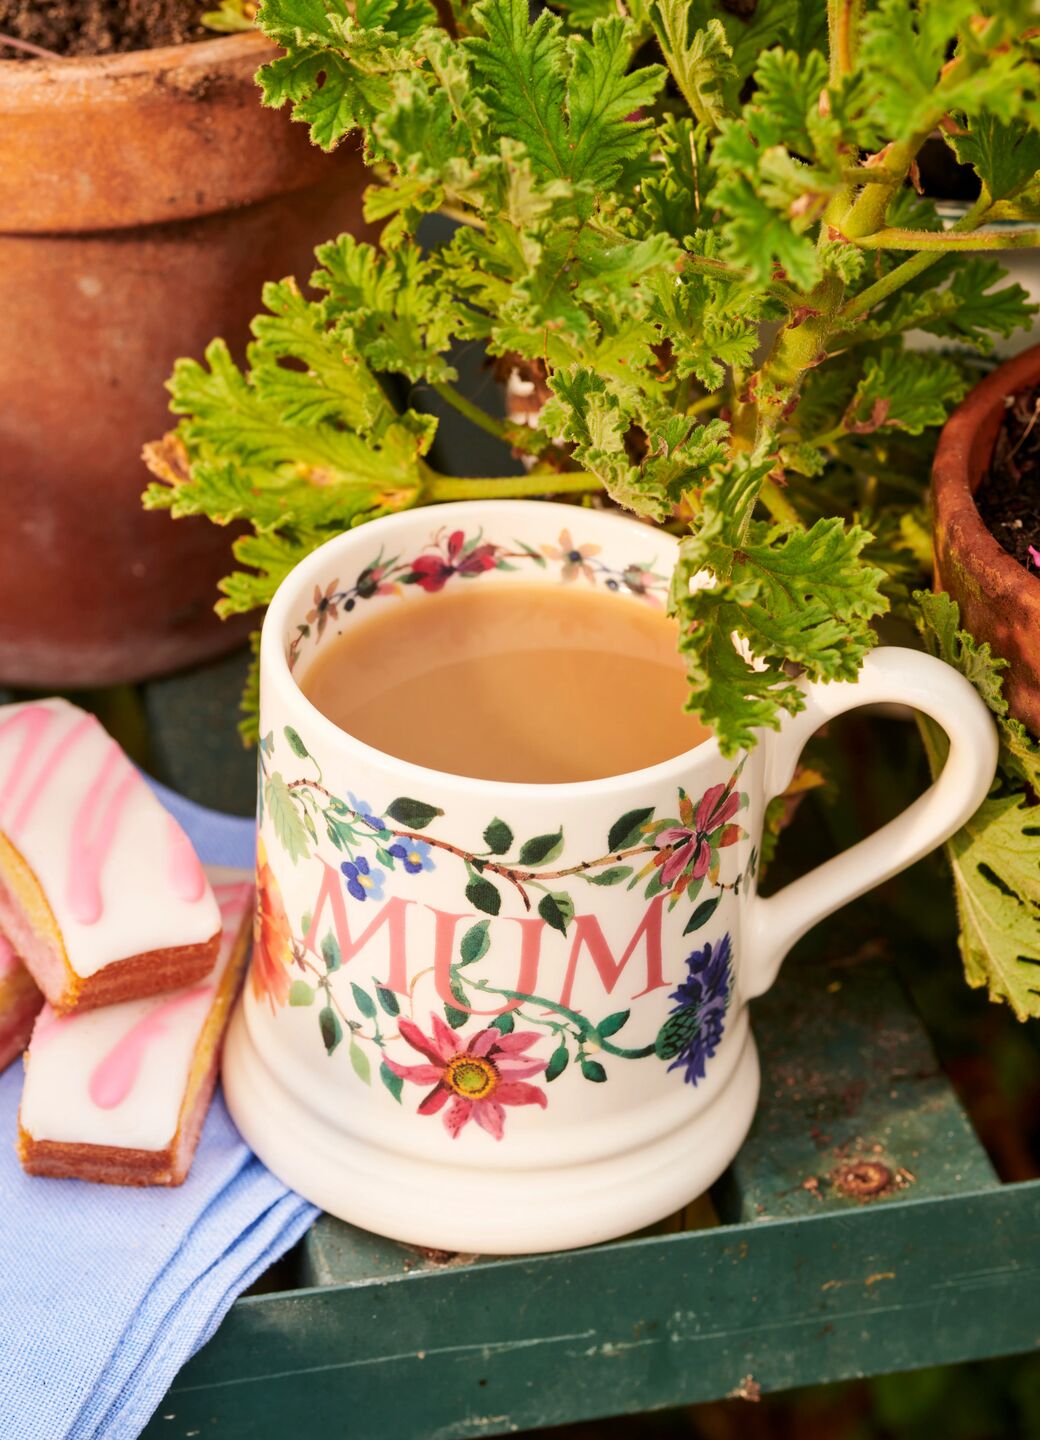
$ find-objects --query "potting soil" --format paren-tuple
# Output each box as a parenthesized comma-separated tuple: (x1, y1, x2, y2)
(975, 382, 1040, 572)
(0, 0, 207, 58)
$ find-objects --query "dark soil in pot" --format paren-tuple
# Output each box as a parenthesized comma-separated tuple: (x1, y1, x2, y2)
(0, 0, 207, 57)
(975, 385, 1040, 571)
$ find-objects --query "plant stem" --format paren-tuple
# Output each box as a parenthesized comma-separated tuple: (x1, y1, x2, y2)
(827, 0, 864, 82)
(424, 471, 602, 501)
(430, 380, 541, 454)
(854, 225, 1040, 252)
(759, 479, 802, 527)
(840, 193, 991, 322)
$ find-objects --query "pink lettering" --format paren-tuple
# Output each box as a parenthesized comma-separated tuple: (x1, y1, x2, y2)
(304, 861, 414, 991)
(558, 897, 668, 1009)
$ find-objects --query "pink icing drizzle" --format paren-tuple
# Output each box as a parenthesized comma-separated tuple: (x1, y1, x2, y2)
(10, 712, 97, 835)
(167, 816, 207, 903)
(0, 706, 55, 823)
(88, 984, 213, 1110)
(0, 931, 18, 980)
(67, 746, 140, 925)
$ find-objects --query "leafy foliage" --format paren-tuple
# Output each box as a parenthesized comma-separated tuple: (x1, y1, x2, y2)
(915, 593, 1040, 1018)
(147, 0, 1040, 1010)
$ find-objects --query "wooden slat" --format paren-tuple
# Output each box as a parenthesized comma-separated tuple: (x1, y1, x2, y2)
(715, 953, 998, 1223)
(146, 1180, 1040, 1440)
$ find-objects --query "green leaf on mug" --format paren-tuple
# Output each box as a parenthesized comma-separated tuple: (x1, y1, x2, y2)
(466, 876, 501, 915)
(321, 930, 342, 973)
(483, 818, 514, 855)
(319, 1005, 342, 1056)
(491, 1011, 515, 1035)
(580, 1056, 607, 1082)
(654, 1008, 698, 1062)
(538, 890, 575, 934)
(444, 971, 470, 1029)
(284, 725, 309, 758)
(684, 895, 720, 935)
(608, 807, 655, 852)
(265, 773, 311, 864)
(545, 1042, 569, 1082)
(288, 979, 315, 1007)
(583, 865, 633, 886)
(351, 982, 377, 1019)
(386, 797, 444, 829)
(459, 919, 491, 966)
(597, 1009, 630, 1038)
(349, 1038, 372, 1085)
(519, 828, 564, 866)
(380, 1059, 403, 1103)
(375, 983, 400, 1017)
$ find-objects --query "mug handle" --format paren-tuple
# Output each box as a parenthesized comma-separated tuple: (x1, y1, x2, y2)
(743, 646, 998, 1000)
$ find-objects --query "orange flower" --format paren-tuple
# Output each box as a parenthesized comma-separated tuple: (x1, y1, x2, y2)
(540, 528, 601, 583)
(250, 838, 293, 1010)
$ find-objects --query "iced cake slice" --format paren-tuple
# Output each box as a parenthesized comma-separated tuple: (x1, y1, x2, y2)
(18, 869, 253, 1186)
(0, 933, 43, 1073)
(0, 699, 221, 1012)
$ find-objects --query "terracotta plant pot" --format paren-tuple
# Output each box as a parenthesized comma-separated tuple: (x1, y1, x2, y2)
(0, 33, 372, 687)
(932, 344, 1040, 735)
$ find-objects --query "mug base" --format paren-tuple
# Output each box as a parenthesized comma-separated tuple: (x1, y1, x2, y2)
(222, 1000, 761, 1255)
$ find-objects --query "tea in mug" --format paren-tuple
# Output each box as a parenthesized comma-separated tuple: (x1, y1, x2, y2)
(299, 582, 711, 783)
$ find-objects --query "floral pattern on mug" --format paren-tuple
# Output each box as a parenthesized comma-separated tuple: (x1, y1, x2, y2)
(384, 1015, 549, 1140)
(251, 838, 294, 1010)
(285, 524, 670, 671)
(257, 727, 756, 1132)
(654, 934, 733, 1085)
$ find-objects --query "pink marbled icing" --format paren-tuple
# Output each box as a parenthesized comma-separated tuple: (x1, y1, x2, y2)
(167, 816, 207, 904)
(88, 984, 214, 1110)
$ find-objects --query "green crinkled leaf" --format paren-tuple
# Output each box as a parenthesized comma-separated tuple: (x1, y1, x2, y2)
(648, 4, 736, 130)
(674, 459, 888, 754)
(845, 349, 969, 436)
(467, 2, 662, 195)
(265, 773, 311, 864)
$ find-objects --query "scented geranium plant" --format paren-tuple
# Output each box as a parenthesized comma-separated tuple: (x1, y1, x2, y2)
(144, 0, 1040, 1012)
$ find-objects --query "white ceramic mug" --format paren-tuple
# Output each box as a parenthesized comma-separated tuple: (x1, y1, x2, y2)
(223, 500, 998, 1253)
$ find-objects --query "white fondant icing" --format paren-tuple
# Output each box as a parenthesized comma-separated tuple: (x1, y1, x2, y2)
(0, 699, 221, 978)
(20, 868, 253, 1151)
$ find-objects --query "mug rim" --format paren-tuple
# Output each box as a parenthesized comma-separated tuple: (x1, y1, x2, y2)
(262, 498, 730, 798)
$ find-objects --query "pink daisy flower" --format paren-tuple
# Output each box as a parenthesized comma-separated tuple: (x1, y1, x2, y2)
(384, 1014, 548, 1140)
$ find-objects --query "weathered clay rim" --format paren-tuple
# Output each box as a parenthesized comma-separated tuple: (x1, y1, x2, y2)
(932, 344, 1040, 604)
(0, 30, 268, 98)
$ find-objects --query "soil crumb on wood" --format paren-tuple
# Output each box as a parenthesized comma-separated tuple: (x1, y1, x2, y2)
(0, 0, 207, 59)
(975, 383, 1040, 572)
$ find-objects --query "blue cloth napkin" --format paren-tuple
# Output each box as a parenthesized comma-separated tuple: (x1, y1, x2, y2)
(0, 783, 318, 1440)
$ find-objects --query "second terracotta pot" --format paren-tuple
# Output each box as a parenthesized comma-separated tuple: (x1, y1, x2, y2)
(0, 32, 373, 687)
(932, 344, 1040, 736)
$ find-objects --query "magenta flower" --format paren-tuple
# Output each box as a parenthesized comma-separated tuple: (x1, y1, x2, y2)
(407, 529, 500, 592)
(653, 778, 745, 896)
(384, 1014, 548, 1139)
